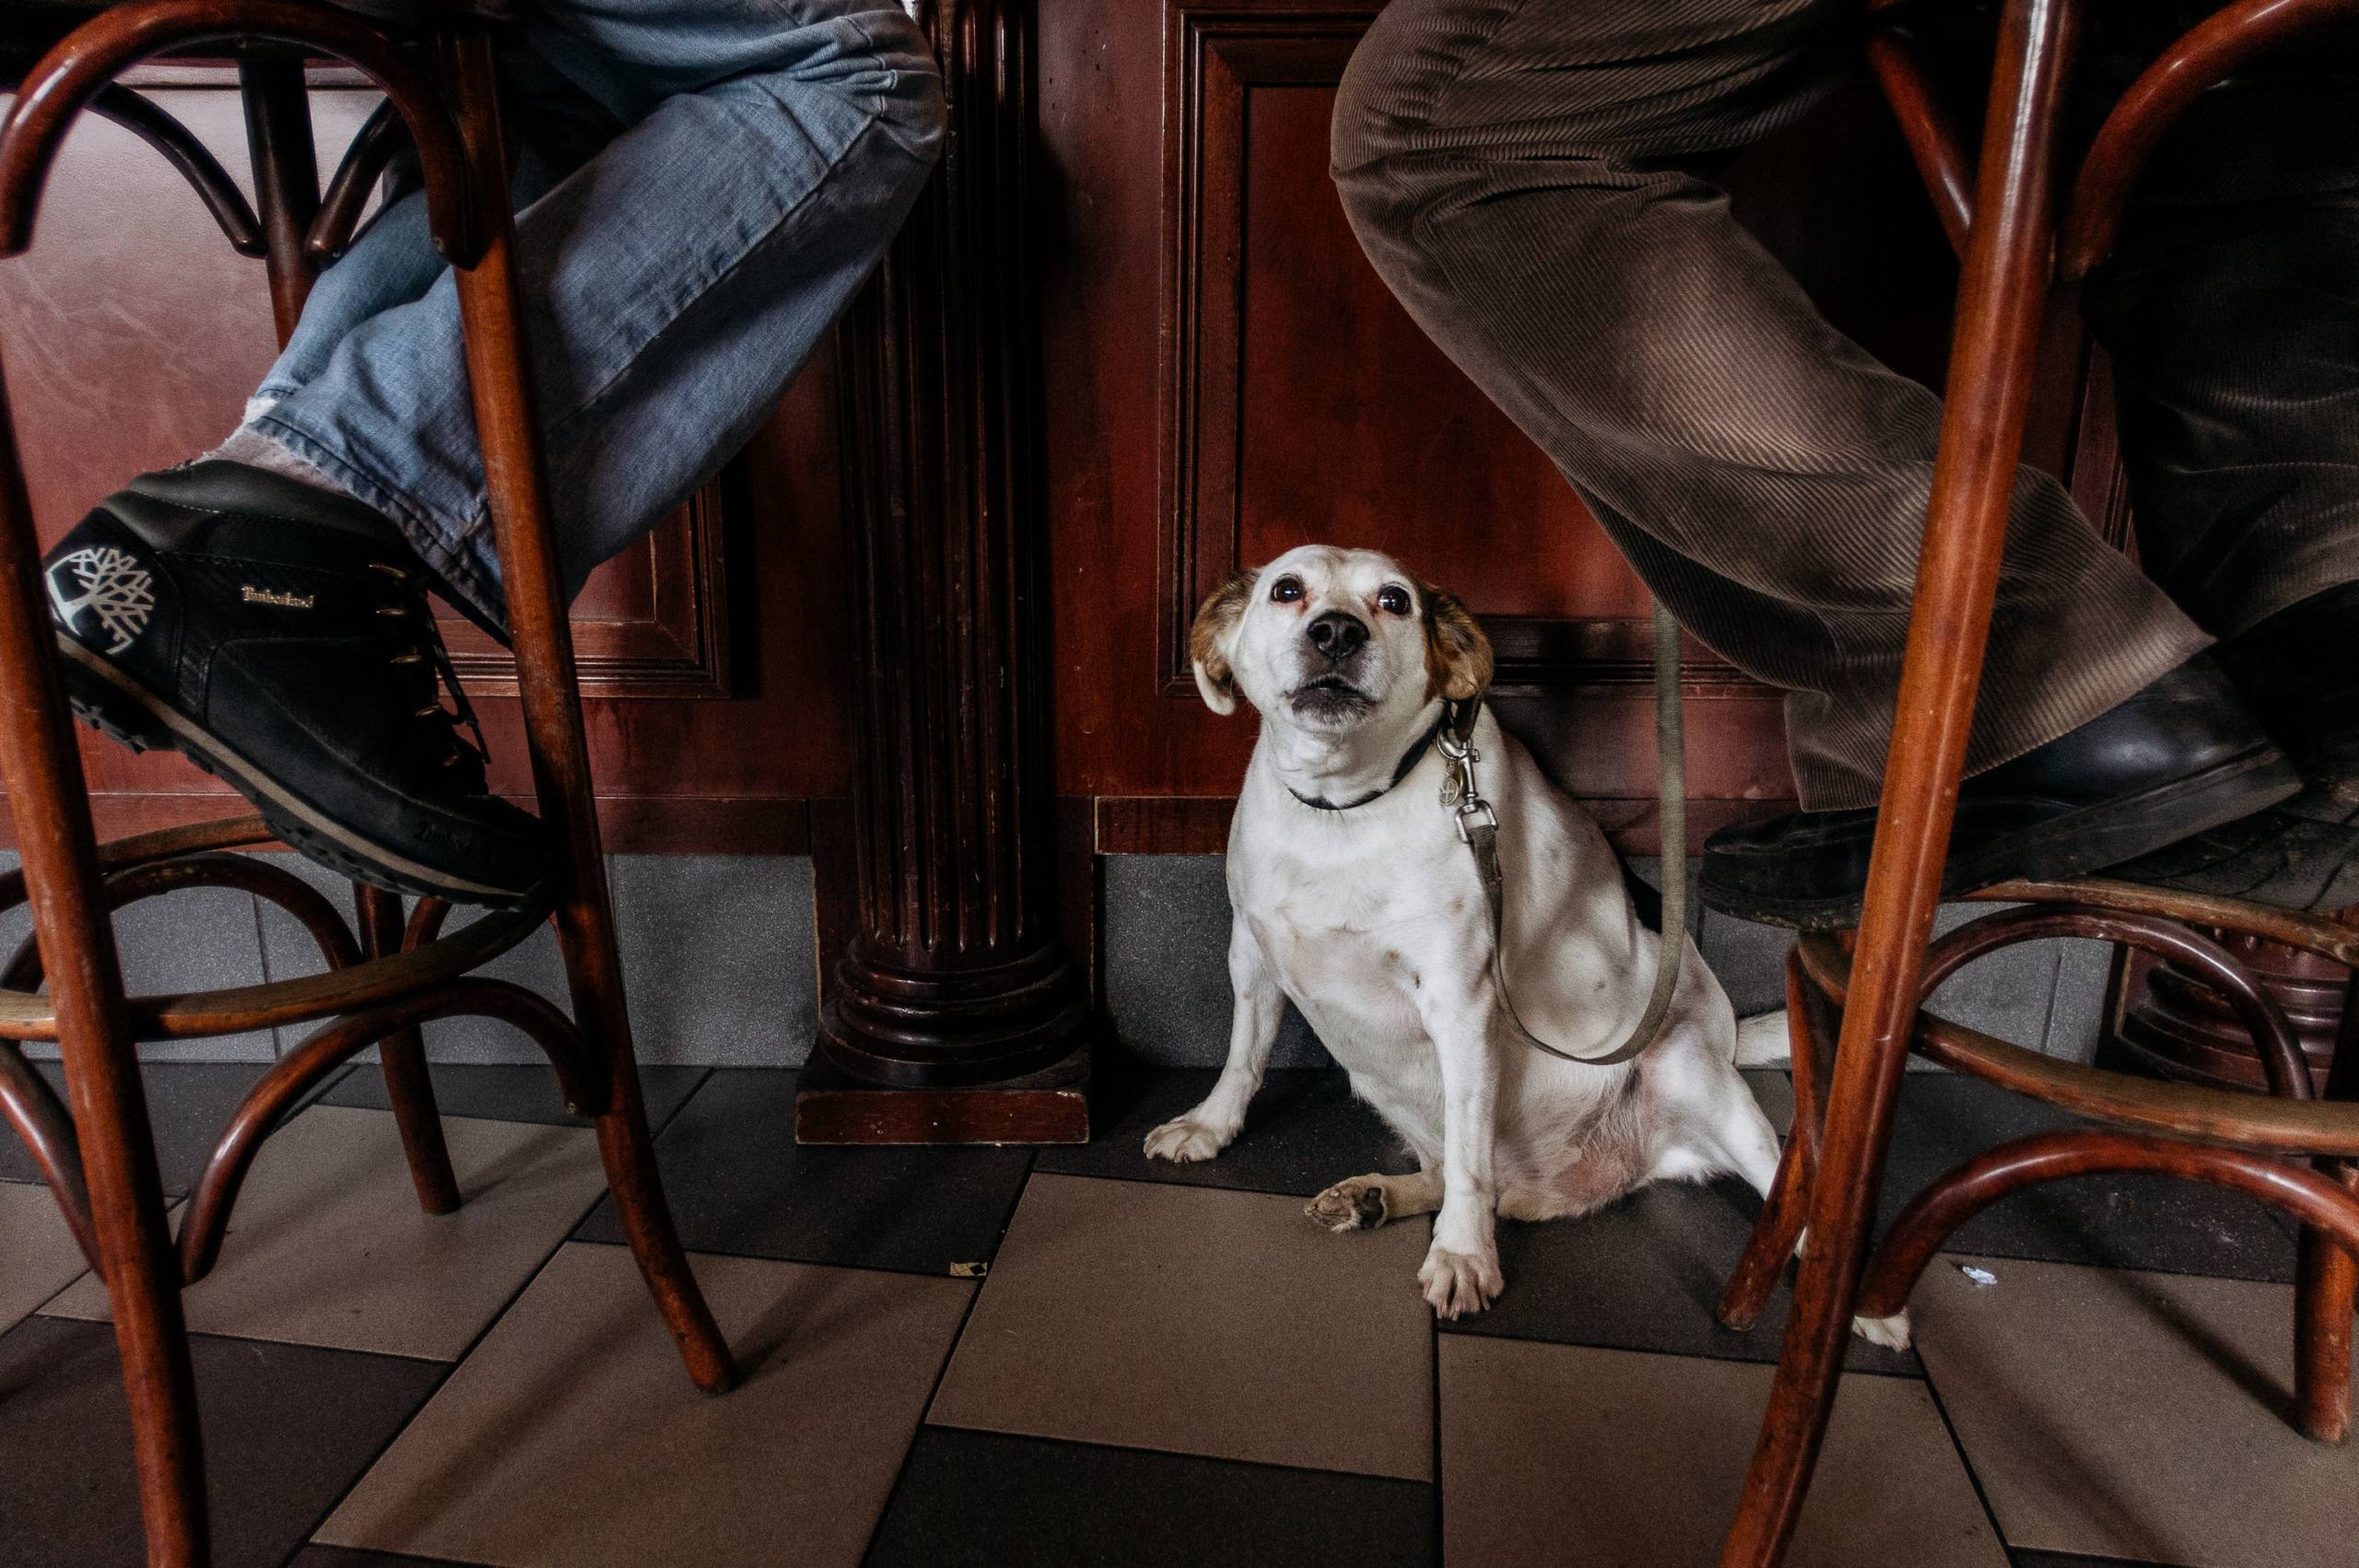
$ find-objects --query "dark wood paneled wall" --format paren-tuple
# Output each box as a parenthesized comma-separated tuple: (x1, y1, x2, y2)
(1039, 0, 2111, 853)
(1, 7, 2116, 860)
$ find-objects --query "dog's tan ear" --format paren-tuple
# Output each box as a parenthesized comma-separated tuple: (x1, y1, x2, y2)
(1191, 570, 1258, 716)
(1419, 580, 1493, 702)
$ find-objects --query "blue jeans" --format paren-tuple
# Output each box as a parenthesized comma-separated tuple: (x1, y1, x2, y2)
(251, 0, 945, 629)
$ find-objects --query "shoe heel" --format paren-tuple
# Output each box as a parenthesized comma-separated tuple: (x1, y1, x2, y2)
(54, 637, 176, 756)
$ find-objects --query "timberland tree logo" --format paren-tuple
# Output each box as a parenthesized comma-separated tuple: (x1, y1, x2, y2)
(47, 546, 155, 655)
(241, 586, 315, 610)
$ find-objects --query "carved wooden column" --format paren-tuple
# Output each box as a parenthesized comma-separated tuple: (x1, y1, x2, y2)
(796, 0, 1092, 1143)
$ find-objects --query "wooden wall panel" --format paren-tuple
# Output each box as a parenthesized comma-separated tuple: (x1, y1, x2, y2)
(1039, 0, 2111, 848)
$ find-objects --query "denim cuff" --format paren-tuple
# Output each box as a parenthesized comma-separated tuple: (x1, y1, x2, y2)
(248, 411, 510, 636)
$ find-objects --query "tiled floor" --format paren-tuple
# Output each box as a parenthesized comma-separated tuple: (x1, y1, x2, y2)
(3, 1061, 2354, 1567)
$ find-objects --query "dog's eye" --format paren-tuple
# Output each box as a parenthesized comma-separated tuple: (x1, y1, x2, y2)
(1270, 577, 1304, 603)
(1376, 584, 1411, 615)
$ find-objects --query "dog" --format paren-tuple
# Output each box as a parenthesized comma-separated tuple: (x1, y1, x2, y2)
(1144, 544, 1905, 1343)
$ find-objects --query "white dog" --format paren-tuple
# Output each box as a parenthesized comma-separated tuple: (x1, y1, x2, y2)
(1144, 544, 1874, 1332)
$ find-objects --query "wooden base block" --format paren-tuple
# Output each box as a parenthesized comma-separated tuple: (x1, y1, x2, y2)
(794, 1044, 1091, 1146)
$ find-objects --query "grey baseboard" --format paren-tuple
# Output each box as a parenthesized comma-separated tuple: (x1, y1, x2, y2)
(0, 850, 818, 1069)
(1103, 854, 2112, 1071)
(0, 848, 2110, 1071)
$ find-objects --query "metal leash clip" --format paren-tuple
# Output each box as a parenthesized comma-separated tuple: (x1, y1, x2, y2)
(1436, 729, 1496, 842)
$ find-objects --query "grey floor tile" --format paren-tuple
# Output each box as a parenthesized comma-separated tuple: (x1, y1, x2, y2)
(323, 1060, 708, 1131)
(0, 1059, 281, 1196)
(1913, 1254, 2359, 1567)
(1438, 1170, 1919, 1375)
(1624, 855, 1704, 936)
(573, 1070, 1033, 1276)
(1744, 1066, 1795, 1134)
(1878, 1075, 2301, 1281)
(46, 1105, 609, 1360)
(610, 855, 815, 1066)
(318, 1242, 972, 1568)
(411, 915, 570, 1068)
(1039, 1066, 1406, 1197)
(2041, 938, 2116, 1065)
(0, 1314, 441, 1568)
(1102, 856, 1328, 1069)
(1924, 902, 2064, 1050)
(1440, 1336, 2006, 1567)
(14, 882, 277, 1062)
(250, 853, 570, 1066)
(930, 1173, 1433, 1481)
(1699, 908, 1793, 1017)
(865, 1427, 1437, 1568)
(0, 1181, 89, 1334)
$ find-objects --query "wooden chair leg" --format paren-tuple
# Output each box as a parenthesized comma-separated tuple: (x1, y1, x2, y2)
(235, 52, 322, 342)
(2294, 971, 2359, 1442)
(353, 883, 462, 1215)
(1719, 953, 1826, 1330)
(1719, 3, 2083, 1562)
(0, 371, 209, 1562)
(436, 20, 736, 1395)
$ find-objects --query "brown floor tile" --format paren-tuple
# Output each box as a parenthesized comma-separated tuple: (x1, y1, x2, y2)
(0, 1180, 89, 1334)
(0, 1314, 441, 1568)
(45, 1105, 609, 1360)
(865, 1427, 1437, 1567)
(1439, 1337, 2006, 1568)
(1911, 1254, 2359, 1566)
(317, 1242, 973, 1568)
(928, 1173, 1434, 1480)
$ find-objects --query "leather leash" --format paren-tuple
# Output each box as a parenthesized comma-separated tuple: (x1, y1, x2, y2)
(1443, 599, 1686, 1067)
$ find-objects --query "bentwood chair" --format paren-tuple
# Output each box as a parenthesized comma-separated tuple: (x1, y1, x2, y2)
(0, 4, 737, 1563)
(1714, 2, 2359, 1562)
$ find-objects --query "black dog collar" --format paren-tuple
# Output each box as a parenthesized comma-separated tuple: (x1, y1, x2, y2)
(1284, 701, 1474, 813)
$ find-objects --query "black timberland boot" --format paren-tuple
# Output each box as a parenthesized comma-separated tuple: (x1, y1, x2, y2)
(42, 461, 550, 905)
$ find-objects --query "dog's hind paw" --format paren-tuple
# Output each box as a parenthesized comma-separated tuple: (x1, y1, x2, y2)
(1307, 1176, 1390, 1233)
(1418, 1242, 1504, 1320)
(1852, 1310, 1912, 1352)
(1143, 1114, 1233, 1164)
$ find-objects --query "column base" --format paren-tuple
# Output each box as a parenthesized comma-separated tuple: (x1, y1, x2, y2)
(794, 1041, 1090, 1146)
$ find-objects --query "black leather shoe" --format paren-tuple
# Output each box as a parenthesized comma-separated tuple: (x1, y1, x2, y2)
(2105, 786, 2359, 914)
(43, 461, 549, 905)
(1698, 655, 2302, 930)
(2212, 580, 2359, 796)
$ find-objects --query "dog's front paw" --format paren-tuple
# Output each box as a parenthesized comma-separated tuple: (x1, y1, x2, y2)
(1307, 1176, 1391, 1233)
(1143, 1114, 1235, 1164)
(1852, 1309, 1912, 1352)
(1418, 1241, 1504, 1320)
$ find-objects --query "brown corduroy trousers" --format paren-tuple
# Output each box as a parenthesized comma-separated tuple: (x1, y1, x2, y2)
(1332, 0, 2359, 809)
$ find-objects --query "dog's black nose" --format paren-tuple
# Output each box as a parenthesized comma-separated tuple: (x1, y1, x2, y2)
(1306, 611, 1367, 661)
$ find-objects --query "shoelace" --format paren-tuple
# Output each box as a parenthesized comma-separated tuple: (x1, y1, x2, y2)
(370, 561, 494, 793)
